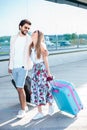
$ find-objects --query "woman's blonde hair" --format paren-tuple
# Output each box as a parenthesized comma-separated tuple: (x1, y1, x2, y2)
(29, 30, 44, 59)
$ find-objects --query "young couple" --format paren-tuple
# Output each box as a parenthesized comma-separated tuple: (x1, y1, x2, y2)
(8, 19, 54, 120)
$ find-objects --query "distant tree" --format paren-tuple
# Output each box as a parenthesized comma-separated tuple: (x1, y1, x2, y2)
(79, 34, 87, 39)
(63, 34, 72, 40)
(71, 33, 77, 40)
(0, 36, 10, 42)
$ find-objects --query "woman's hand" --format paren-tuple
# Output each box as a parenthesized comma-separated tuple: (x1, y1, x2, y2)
(47, 74, 53, 81)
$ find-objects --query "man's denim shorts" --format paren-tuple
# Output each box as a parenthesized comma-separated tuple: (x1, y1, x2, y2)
(12, 67, 27, 88)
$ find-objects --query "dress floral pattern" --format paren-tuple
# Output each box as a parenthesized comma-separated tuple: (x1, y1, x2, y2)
(31, 62, 53, 105)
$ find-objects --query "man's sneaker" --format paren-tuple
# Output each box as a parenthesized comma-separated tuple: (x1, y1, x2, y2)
(17, 110, 26, 119)
(25, 106, 28, 112)
(33, 112, 44, 120)
(17, 106, 28, 119)
(48, 105, 54, 115)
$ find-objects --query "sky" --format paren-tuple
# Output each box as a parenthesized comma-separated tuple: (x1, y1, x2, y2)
(1, 0, 87, 36)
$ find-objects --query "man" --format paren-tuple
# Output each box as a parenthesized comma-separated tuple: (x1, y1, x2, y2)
(8, 19, 33, 118)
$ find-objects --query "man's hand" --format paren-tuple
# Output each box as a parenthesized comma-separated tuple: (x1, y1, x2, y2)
(41, 49, 48, 57)
(8, 69, 12, 73)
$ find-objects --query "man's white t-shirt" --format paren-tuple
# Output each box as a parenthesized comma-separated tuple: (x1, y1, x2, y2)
(13, 36, 26, 68)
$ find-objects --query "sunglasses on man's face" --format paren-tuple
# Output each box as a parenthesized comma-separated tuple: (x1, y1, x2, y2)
(24, 26, 30, 30)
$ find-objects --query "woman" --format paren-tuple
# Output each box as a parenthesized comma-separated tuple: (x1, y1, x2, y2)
(29, 30, 54, 120)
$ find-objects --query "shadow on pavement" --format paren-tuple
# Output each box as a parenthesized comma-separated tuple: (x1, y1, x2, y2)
(0, 103, 77, 130)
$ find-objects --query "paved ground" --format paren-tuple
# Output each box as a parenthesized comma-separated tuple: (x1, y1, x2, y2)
(0, 59, 87, 130)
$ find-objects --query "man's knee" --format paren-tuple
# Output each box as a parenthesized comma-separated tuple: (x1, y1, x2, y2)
(17, 87, 24, 93)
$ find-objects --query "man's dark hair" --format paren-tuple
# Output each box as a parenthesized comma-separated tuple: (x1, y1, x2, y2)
(19, 19, 31, 29)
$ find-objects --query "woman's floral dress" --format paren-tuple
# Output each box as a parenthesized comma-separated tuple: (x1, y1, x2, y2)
(31, 60, 53, 106)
